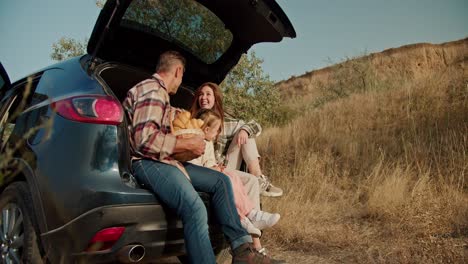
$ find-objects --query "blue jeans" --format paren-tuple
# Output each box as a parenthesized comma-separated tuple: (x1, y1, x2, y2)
(132, 159, 251, 264)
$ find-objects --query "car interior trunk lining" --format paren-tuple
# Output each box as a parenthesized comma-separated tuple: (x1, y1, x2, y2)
(96, 63, 195, 110)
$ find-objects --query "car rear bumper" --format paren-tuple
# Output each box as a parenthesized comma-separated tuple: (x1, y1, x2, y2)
(41, 196, 223, 263)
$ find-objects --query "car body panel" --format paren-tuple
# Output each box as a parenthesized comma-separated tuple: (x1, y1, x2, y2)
(0, 62, 11, 97)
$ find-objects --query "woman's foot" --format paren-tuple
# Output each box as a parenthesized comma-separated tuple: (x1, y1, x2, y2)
(247, 209, 280, 230)
(247, 161, 283, 197)
(259, 175, 283, 197)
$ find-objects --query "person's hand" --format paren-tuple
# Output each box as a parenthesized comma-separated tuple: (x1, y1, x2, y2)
(211, 165, 223, 172)
(214, 164, 226, 172)
(186, 135, 205, 157)
(236, 129, 249, 146)
(175, 135, 205, 160)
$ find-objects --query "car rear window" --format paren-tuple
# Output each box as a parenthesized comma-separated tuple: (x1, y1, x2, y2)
(121, 0, 233, 64)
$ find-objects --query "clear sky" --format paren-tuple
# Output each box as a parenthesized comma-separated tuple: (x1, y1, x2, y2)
(1, 0, 467, 82)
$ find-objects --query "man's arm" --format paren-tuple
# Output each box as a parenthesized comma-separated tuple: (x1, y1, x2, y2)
(126, 82, 177, 158)
(174, 136, 205, 160)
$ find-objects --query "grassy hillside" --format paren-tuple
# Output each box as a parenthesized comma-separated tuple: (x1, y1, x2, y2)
(259, 39, 467, 263)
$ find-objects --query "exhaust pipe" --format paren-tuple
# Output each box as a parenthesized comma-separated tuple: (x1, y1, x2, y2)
(118, 244, 145, 263)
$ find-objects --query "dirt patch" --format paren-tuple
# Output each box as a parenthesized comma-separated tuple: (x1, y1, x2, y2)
(150, 247, 333, 264)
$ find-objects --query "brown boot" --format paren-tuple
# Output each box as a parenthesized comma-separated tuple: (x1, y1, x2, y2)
(231, 243, 285, 264)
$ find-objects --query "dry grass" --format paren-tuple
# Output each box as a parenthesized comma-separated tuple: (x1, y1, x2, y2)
(258, 66, 467, 263)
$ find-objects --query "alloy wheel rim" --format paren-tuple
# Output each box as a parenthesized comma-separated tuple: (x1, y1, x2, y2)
(0, 203, 24, 264)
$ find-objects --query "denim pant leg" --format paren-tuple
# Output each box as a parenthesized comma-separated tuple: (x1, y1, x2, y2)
(184, 162, 252, 250)
(132, 159, 215, 264)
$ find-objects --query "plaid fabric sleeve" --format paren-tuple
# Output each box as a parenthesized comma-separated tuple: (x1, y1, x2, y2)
(240, 119, 262, 137)
(223, 116, 262, 138)
(214, 136, 228, 164)
(124, 80, 177, 159)
(214, 115, 262, 164)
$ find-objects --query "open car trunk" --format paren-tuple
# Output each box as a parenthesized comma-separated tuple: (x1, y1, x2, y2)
(88, 0, 296, 87)
(95, 60, 196, 110)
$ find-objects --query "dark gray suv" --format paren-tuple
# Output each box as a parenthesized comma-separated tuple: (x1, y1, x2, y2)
(0, 0, 295, 263)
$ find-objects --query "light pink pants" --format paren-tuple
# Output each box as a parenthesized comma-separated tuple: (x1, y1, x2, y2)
(223, 168, 260, 219)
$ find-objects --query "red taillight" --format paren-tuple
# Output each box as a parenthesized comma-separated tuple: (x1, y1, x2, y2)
(52, 95, 123, 125)
(86, 227, 126, 252)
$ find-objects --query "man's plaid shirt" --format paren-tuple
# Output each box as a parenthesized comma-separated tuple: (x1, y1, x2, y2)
(214, 114, 262, 165)
(123, 74, 189, 179)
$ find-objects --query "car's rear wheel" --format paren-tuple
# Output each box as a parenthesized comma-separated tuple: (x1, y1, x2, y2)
(0, 182, 43, 264)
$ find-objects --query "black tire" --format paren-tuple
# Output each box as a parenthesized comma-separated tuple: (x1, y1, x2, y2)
(0, 182, 43, 264)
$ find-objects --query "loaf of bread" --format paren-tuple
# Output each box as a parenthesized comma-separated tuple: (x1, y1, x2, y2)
(172, 111, 204, 131)
(171, 110, 205, 162)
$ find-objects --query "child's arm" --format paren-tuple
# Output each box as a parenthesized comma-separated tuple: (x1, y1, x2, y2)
(202, 141, 217, 168)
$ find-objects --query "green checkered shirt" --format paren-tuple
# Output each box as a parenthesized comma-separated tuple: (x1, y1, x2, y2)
(214, 114, 262, 165)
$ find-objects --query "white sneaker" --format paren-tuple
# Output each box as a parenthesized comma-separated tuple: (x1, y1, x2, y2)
(259, 175, 283, 197)
(240, 217, 261, 237)
(247, 210, 280, 230)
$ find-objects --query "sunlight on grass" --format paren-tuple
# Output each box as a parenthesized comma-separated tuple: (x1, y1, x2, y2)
(258, 60, 467, 262)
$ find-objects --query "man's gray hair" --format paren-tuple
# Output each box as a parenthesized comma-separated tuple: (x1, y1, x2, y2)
(156, 50, 186, 73)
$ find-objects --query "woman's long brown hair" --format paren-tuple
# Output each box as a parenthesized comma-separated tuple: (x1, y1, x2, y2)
(190, 82, 224, 129)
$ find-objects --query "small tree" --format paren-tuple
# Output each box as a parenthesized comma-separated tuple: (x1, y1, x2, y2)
(221, 52, 282, 126)
(95, 0, 106, 8)
(50, 37, 87, 61)
(50, 1, 102, 61)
